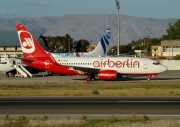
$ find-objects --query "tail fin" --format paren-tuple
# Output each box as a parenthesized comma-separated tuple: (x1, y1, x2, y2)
(16, 24, 49, 59)
(83, 29, 111, 57)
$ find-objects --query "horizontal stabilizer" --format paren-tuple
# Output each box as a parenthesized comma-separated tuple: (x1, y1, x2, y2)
(21, 58, 35, 63)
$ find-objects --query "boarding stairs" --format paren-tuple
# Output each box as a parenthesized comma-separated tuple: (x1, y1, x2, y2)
(14, 64, 32, 78)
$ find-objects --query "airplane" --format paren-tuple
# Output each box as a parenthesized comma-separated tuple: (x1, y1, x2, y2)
(16, 24, 168, 81)
(0, 58, 42, 77)
(0, 58, 21, 74)
(0, 27, 111, 76)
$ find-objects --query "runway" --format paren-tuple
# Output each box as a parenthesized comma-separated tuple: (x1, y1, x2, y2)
(0, 70, 180, 83)
(0, 71, 180, 119)
(0, 97, 179, 118)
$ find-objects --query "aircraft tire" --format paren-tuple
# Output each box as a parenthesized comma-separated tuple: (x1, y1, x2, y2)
(86, 77, 91, 81)
(91, 76, 95, 81)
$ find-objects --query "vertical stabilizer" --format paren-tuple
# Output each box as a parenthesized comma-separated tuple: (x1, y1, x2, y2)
(16, 24, 49, 59)
(84, 29, 111, 57)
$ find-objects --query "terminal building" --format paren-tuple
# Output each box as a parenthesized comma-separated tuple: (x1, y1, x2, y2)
(151, 40, 180, 58)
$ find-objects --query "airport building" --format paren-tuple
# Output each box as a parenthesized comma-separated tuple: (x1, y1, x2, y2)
(151, 40, 180, 58)
(0, 31, 46, 58)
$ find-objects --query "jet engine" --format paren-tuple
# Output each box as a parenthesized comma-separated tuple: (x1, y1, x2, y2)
(98, 70, 119, 80)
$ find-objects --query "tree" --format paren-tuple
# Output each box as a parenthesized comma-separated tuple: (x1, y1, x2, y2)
(75, 39, 90, 52)
(108, 46, 117, 56)
(173, 54, 180, 60)
(166, 20, 180, 40)
(45, 34, 74, 52)
(119, 45, 132, 55)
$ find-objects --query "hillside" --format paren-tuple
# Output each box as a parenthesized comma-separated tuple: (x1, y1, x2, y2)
(0, 14, 177, 45)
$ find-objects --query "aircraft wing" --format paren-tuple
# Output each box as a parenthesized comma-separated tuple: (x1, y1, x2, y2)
(66, 65, 101, 74)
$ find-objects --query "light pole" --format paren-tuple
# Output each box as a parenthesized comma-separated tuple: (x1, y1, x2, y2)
(69, 38, 70, 56)
(143, 36, 149, 56)
(81, 39, 83, 55)
(116, 0, 120, 56)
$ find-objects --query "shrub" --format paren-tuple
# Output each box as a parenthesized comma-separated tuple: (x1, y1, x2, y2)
(173, 54, 180, 60)
(92, 90, 99, 95)
(81, 115, 87, 120)
(132, 113, 136, 122)
(42, 114, 48, 121)
(107, 116, 117, 123)
(143, 115, 149, 121)
(169, 91, 174, 94)
(157, 56, 167, 59)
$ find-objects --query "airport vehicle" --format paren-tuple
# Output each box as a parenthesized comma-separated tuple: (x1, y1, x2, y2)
(16, 24, 167, 81)
(0, 27, 111, 76)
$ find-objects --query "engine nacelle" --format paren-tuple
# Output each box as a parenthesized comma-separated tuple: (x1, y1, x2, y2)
(98, 70, 117, 80)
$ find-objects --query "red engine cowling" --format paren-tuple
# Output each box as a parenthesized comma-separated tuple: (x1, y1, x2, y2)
(98, 70, 117, 80)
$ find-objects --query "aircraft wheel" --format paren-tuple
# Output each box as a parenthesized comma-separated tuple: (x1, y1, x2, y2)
(148, 77, 150, 81)
(91, 76, 95, 81)
(86, 77, 91, 81)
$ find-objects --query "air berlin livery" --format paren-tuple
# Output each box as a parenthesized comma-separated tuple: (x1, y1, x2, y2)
(16, 24, 168, 81)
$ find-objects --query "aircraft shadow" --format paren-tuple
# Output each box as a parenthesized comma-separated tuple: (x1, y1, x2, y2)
(72, 77, 180, 81)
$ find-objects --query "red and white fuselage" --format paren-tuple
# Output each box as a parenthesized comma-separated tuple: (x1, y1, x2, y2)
(54, 56, 167, 78)
(16, 24, 168, 81)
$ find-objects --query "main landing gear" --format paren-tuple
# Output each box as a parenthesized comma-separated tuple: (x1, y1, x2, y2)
(86, 74, 96, 81)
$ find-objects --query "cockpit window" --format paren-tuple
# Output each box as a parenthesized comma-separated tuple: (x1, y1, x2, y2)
(0, 62, 7, 64)
(153, 62, 160, 65)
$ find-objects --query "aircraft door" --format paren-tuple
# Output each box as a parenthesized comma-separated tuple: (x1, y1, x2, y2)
(9, 59, 14, 67)
(143, 61, 148, 69)
(45, 60, 49, 68)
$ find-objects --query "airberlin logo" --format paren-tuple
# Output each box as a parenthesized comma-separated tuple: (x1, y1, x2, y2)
(18, 30, 35, 53)
(93, 59, 140, 68)
(99, 73, 116, 78)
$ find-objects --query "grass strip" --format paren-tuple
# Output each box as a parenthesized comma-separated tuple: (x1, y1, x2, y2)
(0, 81, 179, 96)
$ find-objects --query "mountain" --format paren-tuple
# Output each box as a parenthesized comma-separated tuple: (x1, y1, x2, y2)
(0, 14, 177, 45)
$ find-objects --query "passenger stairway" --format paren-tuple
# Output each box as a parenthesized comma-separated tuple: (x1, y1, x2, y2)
(14, 64, 32, 78)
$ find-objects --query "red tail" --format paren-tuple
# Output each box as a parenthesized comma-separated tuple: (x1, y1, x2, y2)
(16, 24, 58, 66)
(16, 24, 83, 75)
(16, 24, 49, 58)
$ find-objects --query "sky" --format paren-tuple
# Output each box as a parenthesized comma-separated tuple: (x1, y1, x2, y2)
(0, 0, 180, 19)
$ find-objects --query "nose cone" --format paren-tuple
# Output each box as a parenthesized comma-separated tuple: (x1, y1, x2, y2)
(161, 65, 168, 72)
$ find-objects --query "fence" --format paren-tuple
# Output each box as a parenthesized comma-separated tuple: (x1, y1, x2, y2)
(159, 60, 180, 70)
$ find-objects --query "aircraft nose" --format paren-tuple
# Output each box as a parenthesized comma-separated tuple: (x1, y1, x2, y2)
(161, 65, 168, 72)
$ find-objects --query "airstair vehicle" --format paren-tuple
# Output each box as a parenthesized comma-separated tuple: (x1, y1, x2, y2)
(8, 59, 32, 78)
(14, 64, 32, 77)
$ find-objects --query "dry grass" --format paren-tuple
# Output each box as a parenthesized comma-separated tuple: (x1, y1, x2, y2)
(0, 89, 179, 96)
(111, 120, 180, 127)
(0, 118, 88, 127)
(0, 118, 179, 127)
(28, 119, 88, 127)
(0, 81, 179, 96)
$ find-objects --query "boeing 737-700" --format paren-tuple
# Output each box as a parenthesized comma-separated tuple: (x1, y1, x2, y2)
(16, 24, 168, 81)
